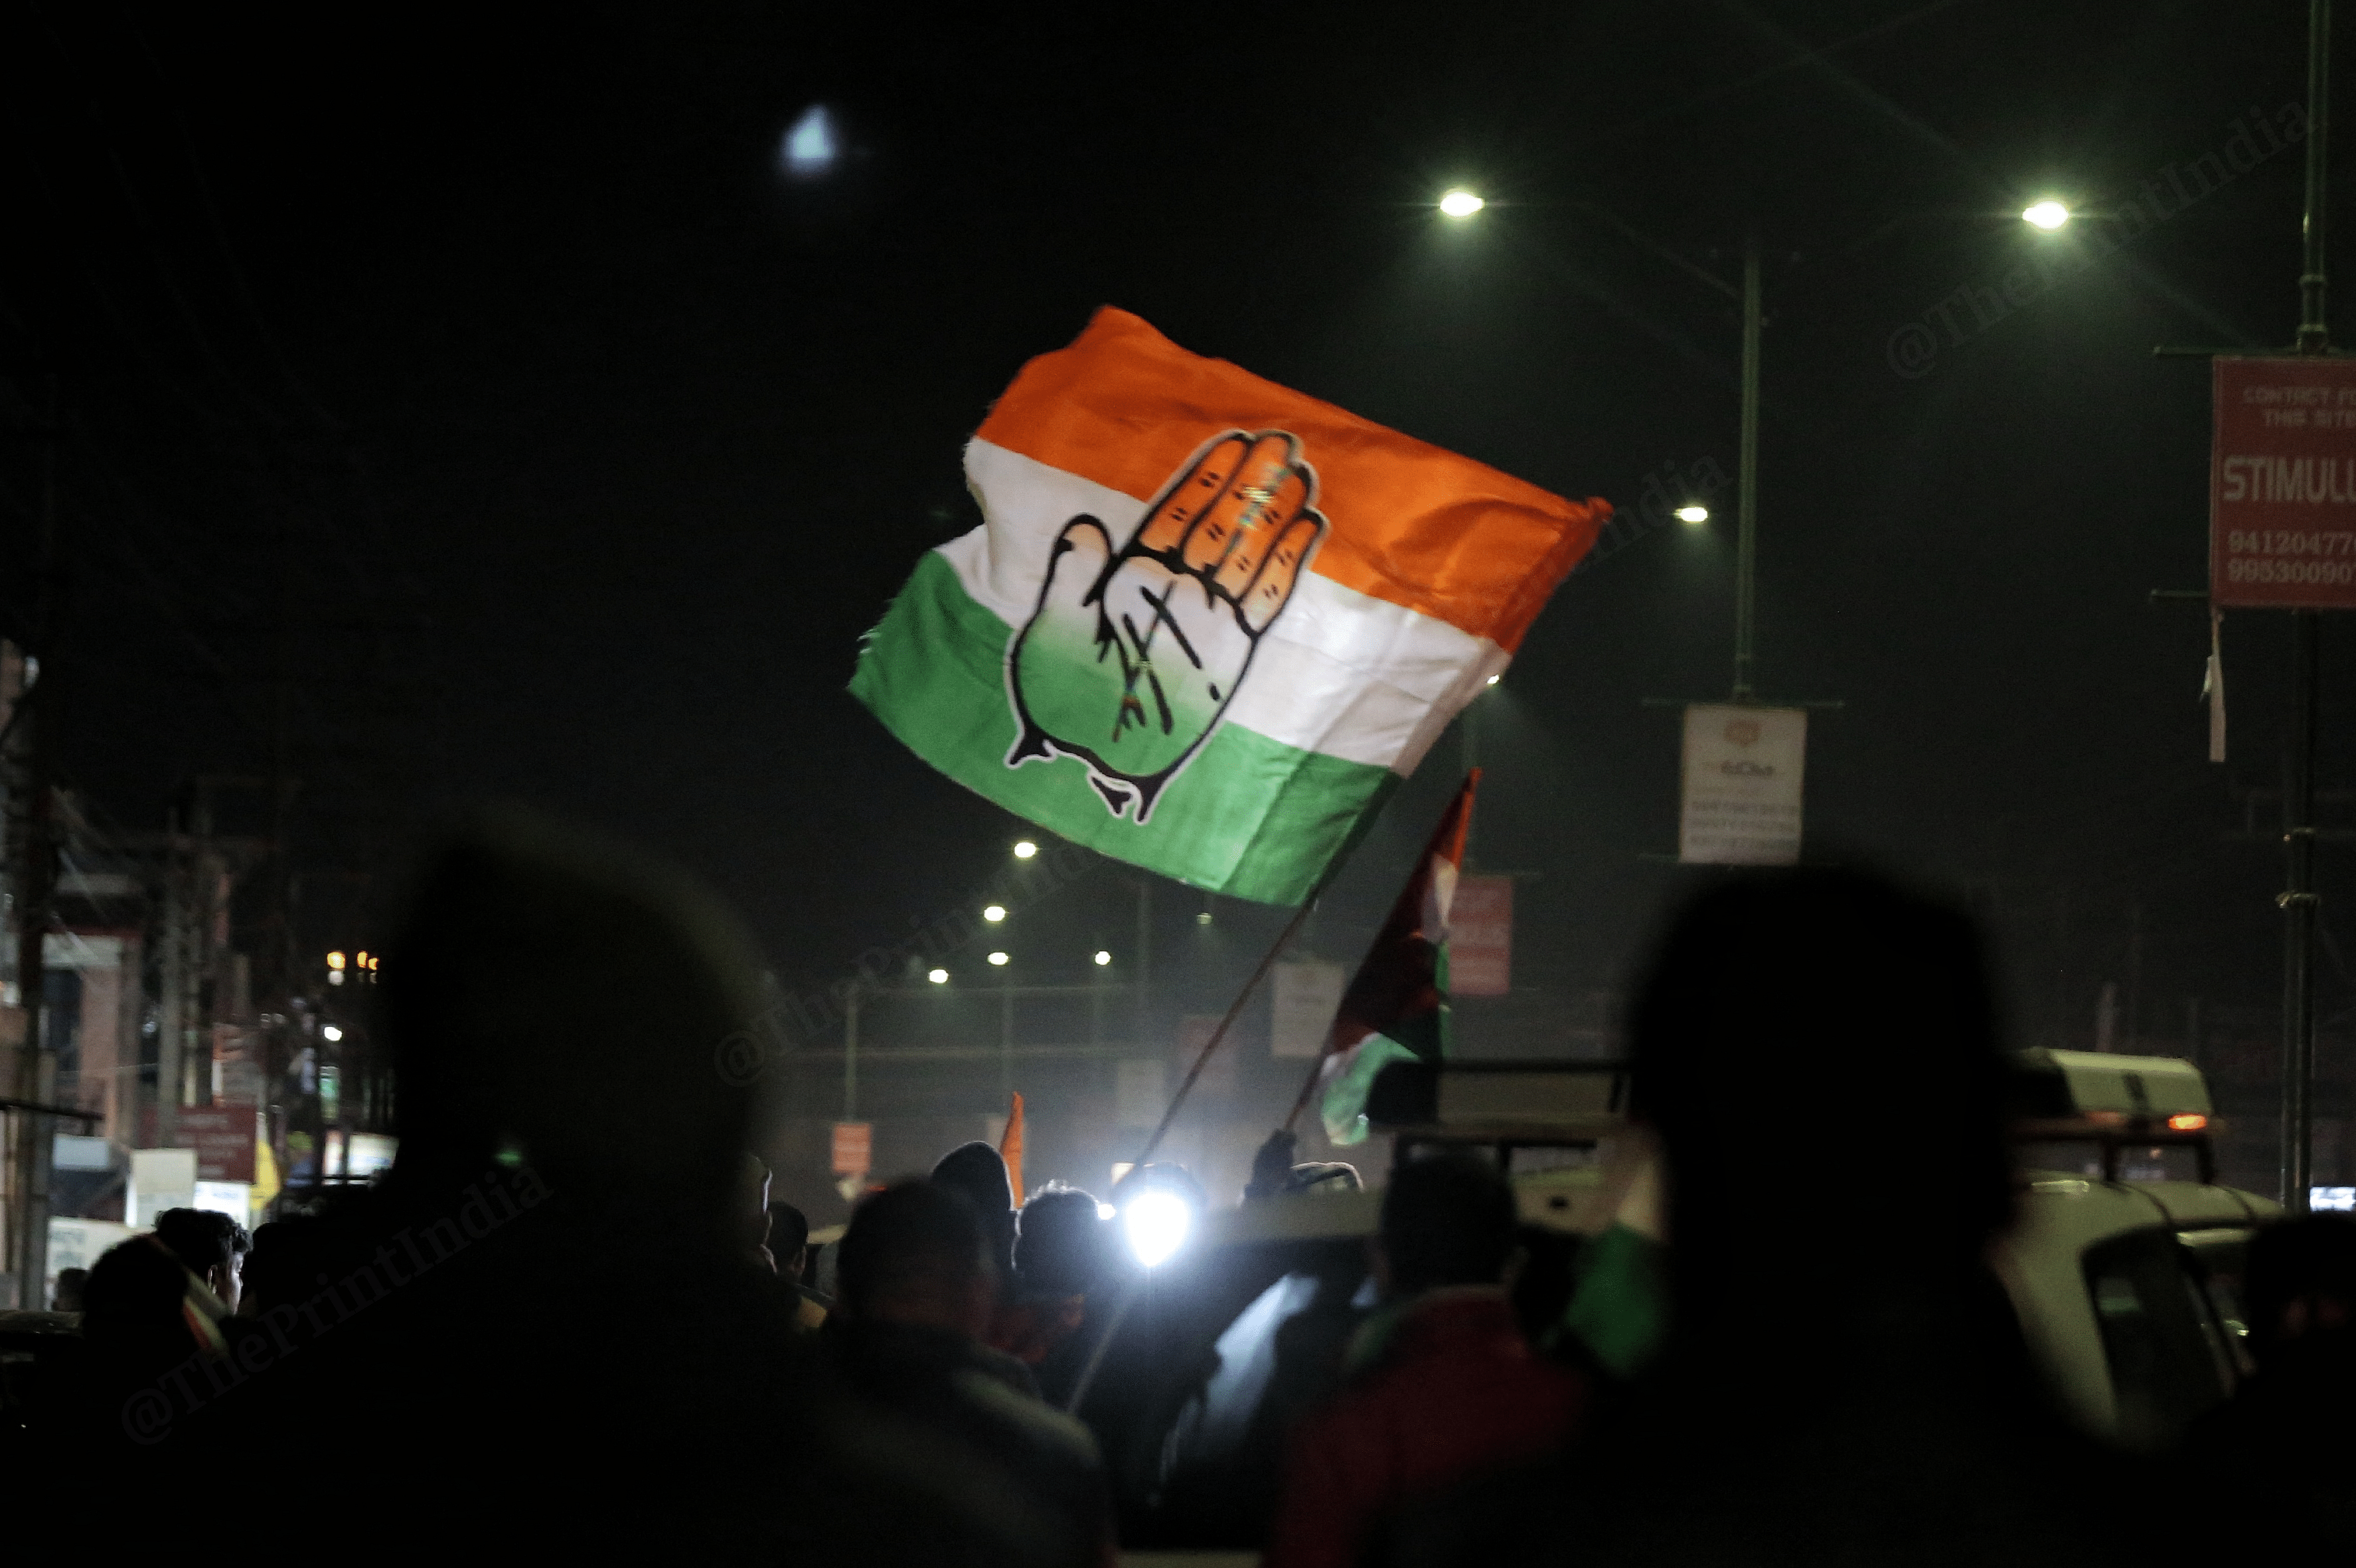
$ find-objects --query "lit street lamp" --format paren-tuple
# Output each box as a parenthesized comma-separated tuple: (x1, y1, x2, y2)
(1675, 505, 1711, 524)
(983, 904, 1006, 923)
(1012, 840, 1038, 859)
(2021, 199, 2071, 230)
(1438, 189, 1485, 219)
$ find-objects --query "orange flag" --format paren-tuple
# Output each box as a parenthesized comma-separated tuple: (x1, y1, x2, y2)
(998, 1091, 1027, 1206)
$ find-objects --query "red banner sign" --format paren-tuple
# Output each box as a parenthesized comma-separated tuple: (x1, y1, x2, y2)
(1450, 876, 1514, 996)
(2212, 356, 2356, 609)
(174, 1103, 258, 1184)
(830, 1122, 872, 1176)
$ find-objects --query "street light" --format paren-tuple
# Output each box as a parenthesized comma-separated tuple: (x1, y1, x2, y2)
(927, 967, 949, 984)
(1438, 189, 1484, 219)
(983, 904, 1006, 923)
(2021, 200, 2070, 231)
(1012, 840, 1038, 859)
(1093, 949, 1113, 967)
(1676, 505, 1711, 524)
(321, 1025, 343, 1043)
(987, 951, 1010, 967)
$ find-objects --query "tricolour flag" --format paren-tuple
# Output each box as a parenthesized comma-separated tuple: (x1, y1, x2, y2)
(851, 308, 1605, 905)
(1317, 772, 1477, 1144)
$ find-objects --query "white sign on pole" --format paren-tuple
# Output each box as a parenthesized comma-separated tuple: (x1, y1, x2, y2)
(1269, 959, 1347, 1058)
(1679, 704, 1806, 865)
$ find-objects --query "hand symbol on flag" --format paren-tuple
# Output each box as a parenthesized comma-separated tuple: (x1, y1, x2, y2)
(1006, 430, 1327, 821)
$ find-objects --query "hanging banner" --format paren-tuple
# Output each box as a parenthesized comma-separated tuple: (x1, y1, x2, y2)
(1269, 959, 1348, 1058)
(1449, 876, 1514, 996)
(2212, 356, 2356, 609)
(1679, 704, 1806, 866)
(830, 1122, 872, 1176)
(173, 1103, 259, 1184)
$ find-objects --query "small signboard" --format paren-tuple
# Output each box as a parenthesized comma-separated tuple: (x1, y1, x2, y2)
(1270, 959, 1346, 1058)
(1680, 704, 1806, 865)
(173, 1103, 258, 1184)
(2212, 356, 2356, 609)
(1450, 876, 1514, 996)
(830, 1121, 872, 1176)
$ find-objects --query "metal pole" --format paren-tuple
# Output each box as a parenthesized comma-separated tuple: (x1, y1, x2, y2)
(1734, 232, 1763, 702)
(10, 381, 60, 1306)
(2282, 0, 2331, 1215)
(842, 986, 859, 1124)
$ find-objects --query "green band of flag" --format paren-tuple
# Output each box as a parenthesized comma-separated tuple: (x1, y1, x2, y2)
(852, 552, 1397, 903)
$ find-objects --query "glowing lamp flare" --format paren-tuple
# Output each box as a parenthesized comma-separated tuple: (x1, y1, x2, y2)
(987, 951, 1010, 967)
(927, 967, 950, 984)
(1123, 1189, 1192, 1267)
(1438, 189, 1485, 218)
(2021, 200, 2070, 230)
(1675, 505, 1710, 524)
(983, 904, 1007, 923)
(2167, 1113, 2208, 1132)
(1012, 840, 1038, 859)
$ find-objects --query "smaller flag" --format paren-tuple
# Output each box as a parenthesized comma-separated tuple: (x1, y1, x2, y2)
(999, 1091, 1026, 1206)
(1317, 773, 1478, 1144)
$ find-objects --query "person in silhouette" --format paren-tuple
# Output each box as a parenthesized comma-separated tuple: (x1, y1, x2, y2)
(830, 1179, 1114, 1567)
(2188, 1213, 2356, 1553)
(1386, 867, 2160, 1568)
(1265, 1152, 1587, 1568)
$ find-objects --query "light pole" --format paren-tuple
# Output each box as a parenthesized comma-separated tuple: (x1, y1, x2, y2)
(1439, 193, 1765, 701)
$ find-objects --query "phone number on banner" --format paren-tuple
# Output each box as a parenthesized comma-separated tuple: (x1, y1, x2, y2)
(2224, 556, 2356, 585)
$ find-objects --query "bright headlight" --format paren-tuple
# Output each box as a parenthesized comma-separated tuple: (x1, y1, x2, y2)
(1122, 1189, 1193, 1268)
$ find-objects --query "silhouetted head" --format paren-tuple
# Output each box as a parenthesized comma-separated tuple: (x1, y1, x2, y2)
(770, 1201, 813, 1281)
(382, 810, 767, 1250)
(82, 1237, 204, 1380)
(52, 1267, 87, 1313)
(1630, 868, 2011, 1318)
(1015, 1184, 1111, 1298)
(2244, 1214, 2356, 1364)
(930, 1140, 1016, 1275)
(1378, 1152, 1519, 1299)
(838, 1180, 992, 1336)
(153, 1207, 251, 1312)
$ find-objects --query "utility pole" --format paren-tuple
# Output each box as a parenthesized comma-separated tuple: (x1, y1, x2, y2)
(2281, 0, 2332, 1216)
(8, 382, 61, 1307)
(1735, 232, 1763, 702)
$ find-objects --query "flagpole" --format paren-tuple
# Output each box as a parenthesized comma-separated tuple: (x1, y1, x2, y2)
(1129, 890, 1322, 1168)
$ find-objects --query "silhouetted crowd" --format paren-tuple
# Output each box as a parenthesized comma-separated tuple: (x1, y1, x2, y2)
(8, 816, 2353, 1563)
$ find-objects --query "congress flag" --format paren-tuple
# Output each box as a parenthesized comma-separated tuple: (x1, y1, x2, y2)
(851, 308, 1606, 905)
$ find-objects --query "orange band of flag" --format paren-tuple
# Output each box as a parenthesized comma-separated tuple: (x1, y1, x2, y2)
(975, 308, 1607, 652)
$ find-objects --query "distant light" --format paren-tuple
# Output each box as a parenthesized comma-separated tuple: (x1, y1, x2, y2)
(927, 967, 949, 984)
(783, 106, 838, 176)
(2315, 1186, 2356, 1211)
(2167, 1113, 2208, 1132)
(1438, 189, 1484, 219)
(1093, 949, 1113, 967)
(321, 1025, 343, 1043)
(1196, 911, 1213, 927)
(1012, 840, 1038, 860)
(1096, 1201, 1117, 1220)
(988, 951, 1010, 967)
(983, 904, 1007, 923)
(1676, 505, 1710, 524)
(326, 951, 346, 972)
(1123, 1189, 1194, 1267)
(2021, 200, 2070, 230)
(356, 951, 370, 969)
(327, 971, 345, 987)
(1485, 674, 1501, 687)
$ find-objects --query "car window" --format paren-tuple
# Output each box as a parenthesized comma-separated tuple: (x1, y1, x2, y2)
(2082, 1228, 2236, 1447)
(2175, 1227, 2256, 1379)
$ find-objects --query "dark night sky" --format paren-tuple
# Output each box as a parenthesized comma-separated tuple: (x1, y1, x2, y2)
(4, 0, 2351, 1059)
